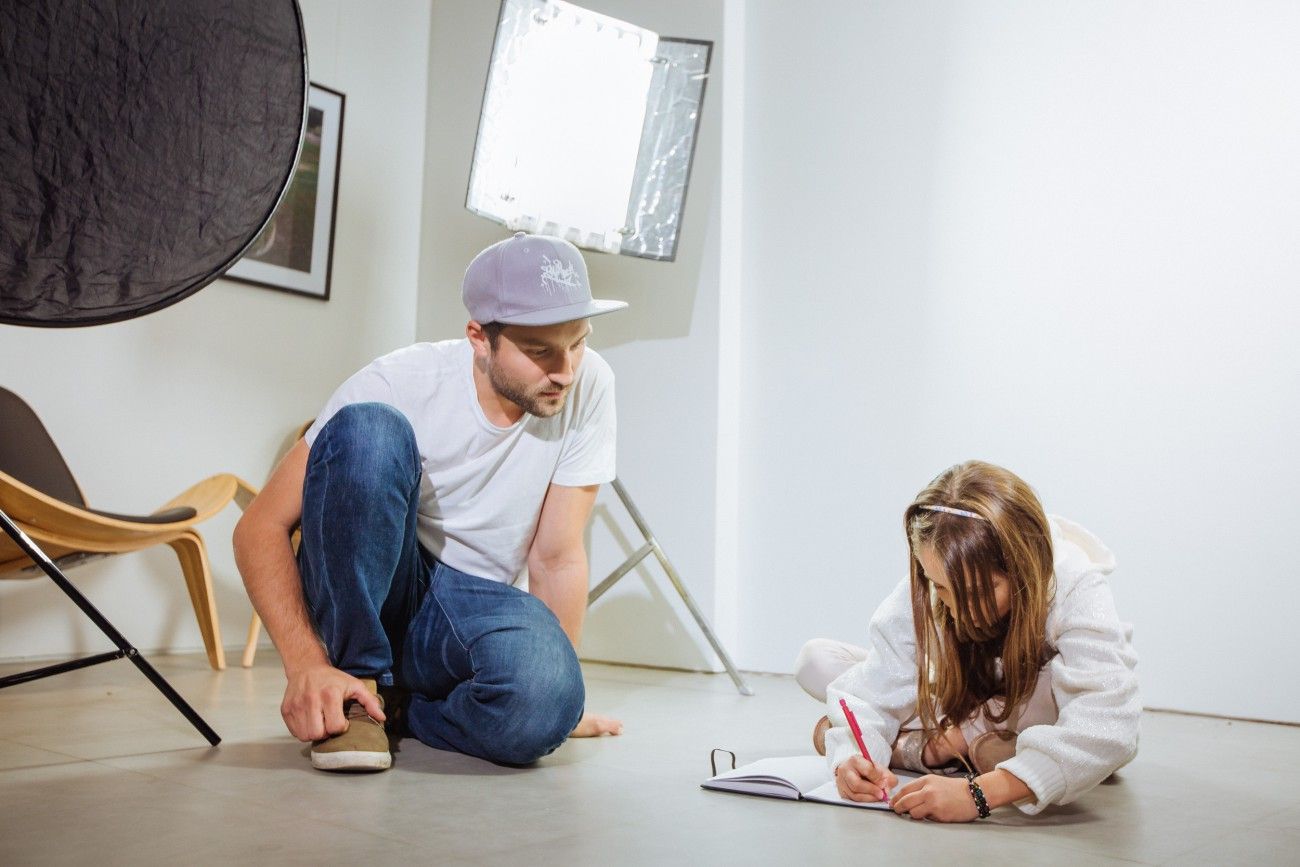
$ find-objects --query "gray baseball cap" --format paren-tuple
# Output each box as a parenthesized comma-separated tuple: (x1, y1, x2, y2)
(462, 232, 628, 326)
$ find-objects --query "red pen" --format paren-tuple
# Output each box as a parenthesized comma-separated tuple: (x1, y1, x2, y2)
(839, 698, 891, 806)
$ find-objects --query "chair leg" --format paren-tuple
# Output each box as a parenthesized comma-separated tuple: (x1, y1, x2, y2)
(242, 612, 262, 668)
(235, 478, 264, 668)
(167, 531, 226, 671)
(242, 525, 298, 668)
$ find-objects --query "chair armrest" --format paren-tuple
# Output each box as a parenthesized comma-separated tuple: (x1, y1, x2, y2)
(1, 470, 188, 547)
(158, 474, 257, 521)
(0, 470, 253, 551)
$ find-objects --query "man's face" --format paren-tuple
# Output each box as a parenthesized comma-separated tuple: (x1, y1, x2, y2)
(485, 319, 591, 418)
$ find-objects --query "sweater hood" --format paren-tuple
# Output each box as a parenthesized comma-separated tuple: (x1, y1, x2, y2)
(1048, 514, 1116, 580)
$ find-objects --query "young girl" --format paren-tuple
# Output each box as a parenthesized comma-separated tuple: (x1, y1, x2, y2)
(801, 461, 1139, 821)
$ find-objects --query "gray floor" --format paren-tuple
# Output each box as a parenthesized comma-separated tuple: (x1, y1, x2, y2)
(1, 652, 1298, 866)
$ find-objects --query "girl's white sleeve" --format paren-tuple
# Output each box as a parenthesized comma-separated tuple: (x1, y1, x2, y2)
(997, 571, 1140, 815)
(823, 578, 919, 775)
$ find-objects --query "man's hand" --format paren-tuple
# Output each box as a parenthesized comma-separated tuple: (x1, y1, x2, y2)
(570, 710, 623, 738)
(892, 774, 980, 822)
(834, 755, 898, 803)
(281, 664, 385, 742)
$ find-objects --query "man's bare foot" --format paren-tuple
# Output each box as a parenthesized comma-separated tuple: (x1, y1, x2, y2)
(571, 711, 623, 738)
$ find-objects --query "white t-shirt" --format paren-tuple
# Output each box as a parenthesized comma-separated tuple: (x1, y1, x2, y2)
(303, 339, 616, 583)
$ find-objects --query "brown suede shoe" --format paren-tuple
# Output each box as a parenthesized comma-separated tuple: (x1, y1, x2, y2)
(812, 715, 831, 756)
(310, 679, 391, 772)
(968, 730, 1018, 774)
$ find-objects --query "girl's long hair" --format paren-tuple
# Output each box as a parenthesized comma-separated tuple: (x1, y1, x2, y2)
(906, 461, 1054, 738)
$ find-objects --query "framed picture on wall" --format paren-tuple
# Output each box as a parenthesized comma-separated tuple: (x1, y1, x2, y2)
(224, 83, 345, 300)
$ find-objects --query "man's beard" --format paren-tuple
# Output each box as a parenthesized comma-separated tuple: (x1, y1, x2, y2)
(487, 363, 568, 418)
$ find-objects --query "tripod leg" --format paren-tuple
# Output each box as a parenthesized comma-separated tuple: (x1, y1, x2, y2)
(608, 480, 753, 696)
(124, 649, 221, 745)
(0, 509, 221, 745)
(587, 542, 653, 605)
(645, 539, 753, 696)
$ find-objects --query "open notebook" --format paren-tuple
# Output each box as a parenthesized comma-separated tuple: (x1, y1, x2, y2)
(702, 755, 918, 810)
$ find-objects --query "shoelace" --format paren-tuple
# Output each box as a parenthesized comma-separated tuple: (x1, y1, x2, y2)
(343, 698, 380, 725)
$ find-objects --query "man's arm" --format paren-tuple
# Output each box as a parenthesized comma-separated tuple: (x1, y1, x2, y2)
(232, 439, 383, 740)
(527, 482, 598, 645)
(527, 482, 621, 737)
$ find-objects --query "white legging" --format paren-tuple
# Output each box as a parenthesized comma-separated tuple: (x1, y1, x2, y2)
(795, 637, 868, 702)
(794, 637, 1058, 739)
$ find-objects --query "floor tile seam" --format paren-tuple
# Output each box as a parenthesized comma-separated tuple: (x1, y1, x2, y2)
(1030, 845, 1158, 867)
(86, 743, 558, 848)
(457, 819, 1157, 866)
(1122, 787, 1291, 824)
(577, 670, 759, 691)
(1238, 802, 1300, 829)
(583, 678, 762, 696)
(1021, 822, 1219, 866)
(0, 756, 87, 772)
(0, 753, 88, 774)
(1153, 837, 1224, 866)
(207, 781, 614, 854)
(0, 747, 189, 794)
(420, 811, 649, 859)
(80, 751, 233, 789)
(1036, 847, 1155, 866)
(921, 824, 1161, 866)
(0, 709, 223, 732)
(80, 754, 443, 849)
(0, 735, 100, 765)
(0, 725, 233, 755)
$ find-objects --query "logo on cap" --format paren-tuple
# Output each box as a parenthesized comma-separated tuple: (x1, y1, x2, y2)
(539, 255, 580, 295)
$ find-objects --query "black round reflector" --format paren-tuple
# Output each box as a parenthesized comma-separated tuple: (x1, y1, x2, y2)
(0, 0, 307, 327)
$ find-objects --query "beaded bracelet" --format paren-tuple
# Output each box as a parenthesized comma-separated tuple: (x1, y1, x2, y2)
(964, 772, 991, 819)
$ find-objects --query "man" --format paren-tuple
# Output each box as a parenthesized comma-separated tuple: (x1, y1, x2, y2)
(234, 232, 626, 771)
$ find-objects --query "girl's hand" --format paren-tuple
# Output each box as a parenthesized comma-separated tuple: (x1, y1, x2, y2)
(835, 755, 898, 803)
(891, 775, 980, 822)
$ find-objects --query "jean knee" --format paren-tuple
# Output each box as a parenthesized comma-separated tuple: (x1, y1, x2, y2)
(314, 403, 419, 480)
(486, 613, 584, 764)
(492, 697, 584, 765)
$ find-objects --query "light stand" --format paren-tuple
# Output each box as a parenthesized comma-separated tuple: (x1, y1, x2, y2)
(590, 478, 752, 696)
(0, 509, 220, 744)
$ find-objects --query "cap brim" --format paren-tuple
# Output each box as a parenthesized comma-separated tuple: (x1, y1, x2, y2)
(494, 298, 628, 326)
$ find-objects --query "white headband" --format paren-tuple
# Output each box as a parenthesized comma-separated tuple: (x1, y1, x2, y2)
(918, 504, 987, 521)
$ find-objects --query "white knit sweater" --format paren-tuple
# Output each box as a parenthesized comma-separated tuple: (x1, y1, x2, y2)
(824, 515, 1140, 815)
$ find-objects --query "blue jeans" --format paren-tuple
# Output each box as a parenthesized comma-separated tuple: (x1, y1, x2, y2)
(298, 402, 585, 765)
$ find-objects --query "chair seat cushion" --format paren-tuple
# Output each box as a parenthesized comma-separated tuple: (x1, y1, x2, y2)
(87, 506, 198, 524)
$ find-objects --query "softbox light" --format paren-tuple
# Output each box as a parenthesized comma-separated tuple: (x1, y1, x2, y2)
(0, 0, 308, 327)
(466, 0, 712, 262)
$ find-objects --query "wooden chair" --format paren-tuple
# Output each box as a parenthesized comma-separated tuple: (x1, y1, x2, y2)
(0, 386, 256, 670)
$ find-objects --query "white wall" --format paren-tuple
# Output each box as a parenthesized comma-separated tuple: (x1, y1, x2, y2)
(10, 0, 1295, 725)
(737, 1, 1300, 721)
(0, 0, 431, 663)
(417, 0, 727, 670)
